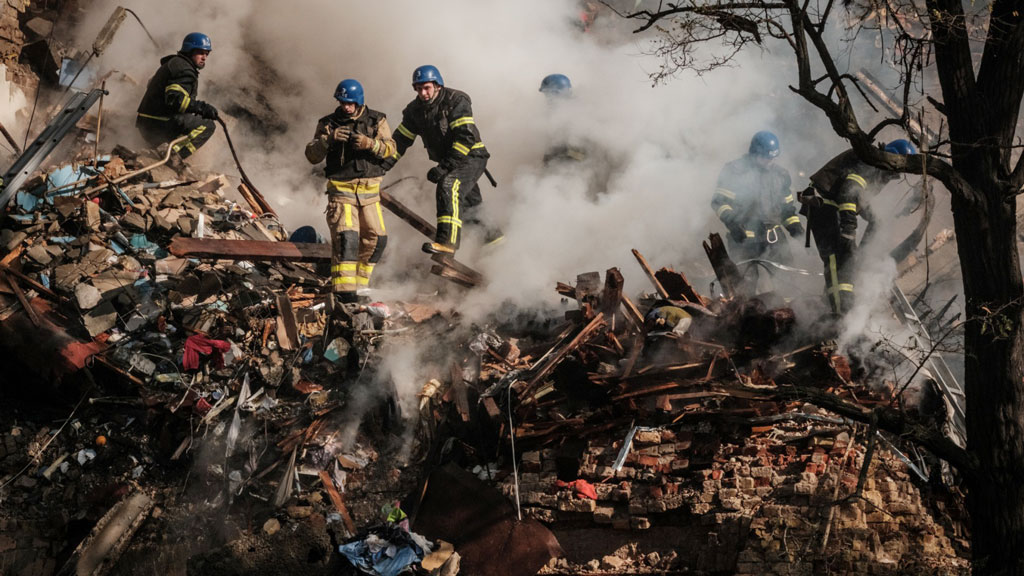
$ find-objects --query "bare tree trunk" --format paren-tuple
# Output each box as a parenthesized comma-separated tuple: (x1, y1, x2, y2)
(952, 183, 1024, 576)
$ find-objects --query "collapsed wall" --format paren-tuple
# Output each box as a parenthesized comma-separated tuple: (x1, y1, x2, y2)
(506, 426, 966, 575)
(0, 3, 975, 576)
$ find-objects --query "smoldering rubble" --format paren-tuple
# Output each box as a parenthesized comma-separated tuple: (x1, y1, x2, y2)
(0, 1, 978, 576)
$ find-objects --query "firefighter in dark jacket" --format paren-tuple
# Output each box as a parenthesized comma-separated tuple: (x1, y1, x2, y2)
(711, 131, 804, 263)
(384, 65, 494, 255)
(136, 32, 219, 162)
(801, 139, 916, 315)
(305, 79, 396, 304)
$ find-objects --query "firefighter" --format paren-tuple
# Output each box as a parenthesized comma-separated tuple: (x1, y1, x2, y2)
(711, 131, 804, 264)
(801, 139, 916, 315)
(305, 79, 396, 304)
(136, 33, 219, 163)
(385, 65, 496, 255)
(539, 73, 587, 166)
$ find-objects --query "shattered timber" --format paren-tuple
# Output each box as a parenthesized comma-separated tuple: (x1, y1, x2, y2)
(0, 2, 980, 576)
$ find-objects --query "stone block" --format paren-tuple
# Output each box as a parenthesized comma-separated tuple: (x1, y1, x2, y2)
(593, 506, 615, 524)
(631, 516, 651, 530)
(557, 498, 596, 513)
(634, 430, 662, 444)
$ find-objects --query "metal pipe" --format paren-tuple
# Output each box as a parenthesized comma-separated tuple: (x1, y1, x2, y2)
(92, 81, 106, 169)
(80, 135, 188, 198)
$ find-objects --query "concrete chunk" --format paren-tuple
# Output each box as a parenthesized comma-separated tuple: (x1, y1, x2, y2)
(74, 282, 102, 310)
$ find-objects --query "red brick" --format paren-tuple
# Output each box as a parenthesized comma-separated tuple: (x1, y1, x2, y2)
(637, 455, 660, 467)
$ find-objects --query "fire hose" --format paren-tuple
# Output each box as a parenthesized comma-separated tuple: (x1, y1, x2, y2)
(216, 117, 277, 218)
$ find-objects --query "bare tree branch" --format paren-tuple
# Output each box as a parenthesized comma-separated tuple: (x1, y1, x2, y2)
(622, 1, 788, 33)
(771, 384, 978, 479)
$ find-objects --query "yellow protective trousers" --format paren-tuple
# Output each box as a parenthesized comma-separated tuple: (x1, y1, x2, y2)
(325, 189, 387, 294)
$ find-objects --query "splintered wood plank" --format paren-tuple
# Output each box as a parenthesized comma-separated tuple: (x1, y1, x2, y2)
(380, 190, 436, 239)
(620, 294, 645, 330)
(319, 470, 356, 536)
(520, 312, 606, 402)
(430, 253, 483, 283)
(602, 267, 624, 315)
(655, 267, 708, 306)
(275, 294, 300, 351)
(430, 264, 477, 288)
(631, 249, 669, 299)
(169, 237, 331, 262)
(702, 233, 752, 298)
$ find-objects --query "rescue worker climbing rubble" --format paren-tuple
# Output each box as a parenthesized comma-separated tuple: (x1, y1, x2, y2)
(800, 139, 916, 316)
(384, 65, 500, 255)
(136, 33, 219, 164)
(711, 131, 804, 266)
(305, 79, 396, 304)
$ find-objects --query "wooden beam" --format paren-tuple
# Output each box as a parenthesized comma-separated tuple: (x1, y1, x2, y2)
(380, 190, 436, 239)
(430, 253, 483, 284)
(3, 273, 40, 327)
(702, 233, 750, 298)
(520, 312, 606, 402)
(430, 264, 477, 288)
(620, 294, 645, 329)
(601, 268, 624, 316)
(631, 249, 670, 299)
(318, 470, 356, 536)
(237, 183, 265, 216)
(0, 263, 63, 303)
(275, 294, 300, 351)
(169, 237, 330, 262)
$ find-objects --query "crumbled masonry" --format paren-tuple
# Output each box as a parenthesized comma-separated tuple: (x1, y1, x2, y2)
(0, 2, 973, 575)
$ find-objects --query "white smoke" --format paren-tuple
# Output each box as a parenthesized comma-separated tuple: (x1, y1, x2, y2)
(54, 0, 950, 339)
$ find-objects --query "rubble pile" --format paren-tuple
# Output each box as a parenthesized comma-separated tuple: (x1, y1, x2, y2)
(456, 260, 969, 574)
(0, 136, 464, 575)
(0, 144, 972, 573)
(0, 25, 972, 574)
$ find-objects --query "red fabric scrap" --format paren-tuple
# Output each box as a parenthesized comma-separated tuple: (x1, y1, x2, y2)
(182, 334, 231, 370)
(555, 479, 598, 500)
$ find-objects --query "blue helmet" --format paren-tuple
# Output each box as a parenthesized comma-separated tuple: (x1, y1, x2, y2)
(884, 139, 917, 155)
(749, 130, 781, 159)
(334, 79, 364, 106)
(540, 74, 572, 96)
(181, 32, 212, 53)
(412, 65, 444, 87)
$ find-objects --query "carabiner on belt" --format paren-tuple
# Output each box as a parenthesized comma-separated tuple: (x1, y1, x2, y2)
(766, 226, 779, 245)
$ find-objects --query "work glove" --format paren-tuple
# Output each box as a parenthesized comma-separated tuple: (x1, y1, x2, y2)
(349, 132, 374, 151)
(786, 222, 805, 238)
(332, 126, 353, 142)
(798, 185, 821, 207)
(316, 124, 331, 143)
(194, 101, 219, 120)
(726, 222, 747, 243)
(426, 166, 448, 184)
